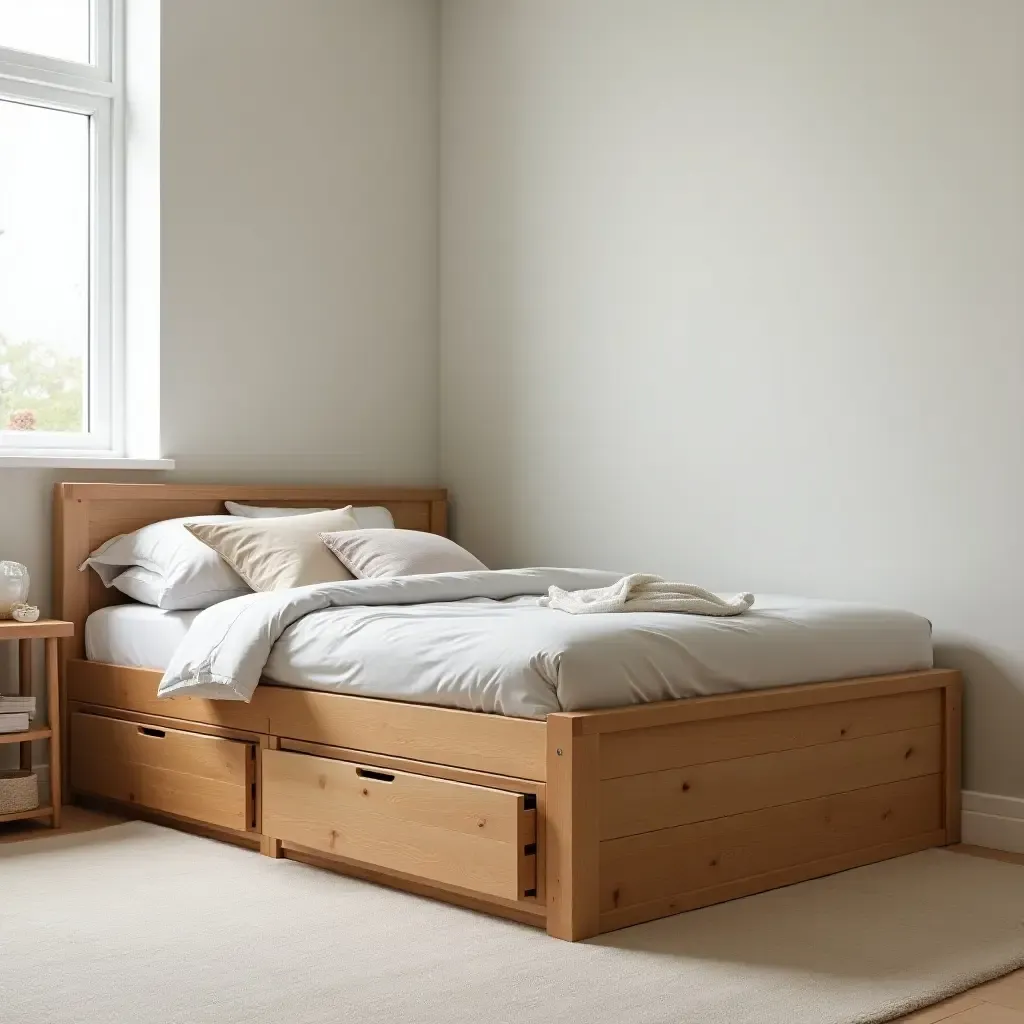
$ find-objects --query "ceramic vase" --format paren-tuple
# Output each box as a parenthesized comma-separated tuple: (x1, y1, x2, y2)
(0, 561, 30, 618)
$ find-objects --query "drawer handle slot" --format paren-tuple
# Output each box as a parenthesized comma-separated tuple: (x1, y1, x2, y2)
(355, 768, 394, 783)
(138, 726, 166, 739)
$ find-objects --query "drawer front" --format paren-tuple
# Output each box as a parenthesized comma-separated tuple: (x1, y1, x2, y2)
(262, 749, 537, 901)
(71, 712, 255, 832)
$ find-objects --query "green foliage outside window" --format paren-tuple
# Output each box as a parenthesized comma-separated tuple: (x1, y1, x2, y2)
(0, 334, 83, 433)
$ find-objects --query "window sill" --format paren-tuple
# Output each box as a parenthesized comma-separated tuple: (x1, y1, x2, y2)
(0, 453, 175, 470)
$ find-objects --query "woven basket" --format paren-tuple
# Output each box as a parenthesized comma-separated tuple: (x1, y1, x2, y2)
(0, 770, 39, 815)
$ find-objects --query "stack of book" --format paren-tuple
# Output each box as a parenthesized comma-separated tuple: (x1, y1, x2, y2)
(0, 695, 36, 734)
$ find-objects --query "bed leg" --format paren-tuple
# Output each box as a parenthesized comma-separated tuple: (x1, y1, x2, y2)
(258, 735, 282, 859)
(546, 714, 600, 941)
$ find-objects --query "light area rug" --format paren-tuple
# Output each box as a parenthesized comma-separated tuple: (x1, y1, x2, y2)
(2, 823, 1023, 1024)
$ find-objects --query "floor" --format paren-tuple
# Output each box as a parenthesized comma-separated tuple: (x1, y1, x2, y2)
(3, 808, 1023, 1024)
(0, 803, 121, 844)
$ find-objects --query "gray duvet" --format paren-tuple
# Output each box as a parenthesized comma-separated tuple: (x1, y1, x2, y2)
(156, 568, 933, 720)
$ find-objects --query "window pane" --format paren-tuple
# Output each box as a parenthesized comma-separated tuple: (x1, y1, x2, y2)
(0, 0, 91, 65)
(0, 98, 89, 435)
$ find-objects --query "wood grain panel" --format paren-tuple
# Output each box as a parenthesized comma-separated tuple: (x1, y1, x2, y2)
(281, 738, 546, 795)
(261, 734, 283, 858)
(264, 686, 545, 781)
(69, 701, 263, 743)
(71, 712, 254, 830)
(598, 830, 946, 933)
(600, 690, 941, 779)
(578, 670, 959, 735)
(52, 484, 88, 661)
(600, 725, 941, 839)
(0, 620, 74, 639)
(943, 678, 964, 843)
(279, 737, 548, 899)
(545, 715, 601, 941)
(85, 499, 223, 549)
(67, 660, 271, 732)
(73, 713, 245, 782)
(284, 846, 546, 928)
(19, 637, 32, 770)
(429, 499, 448, 536)
(600, 775, 942, 911)
(262, 749, 536, 900)
(74, 793, 260, 848)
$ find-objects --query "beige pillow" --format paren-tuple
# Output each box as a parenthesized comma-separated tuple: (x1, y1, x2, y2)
(321, 529, 487, 578)
(186, 507, 360, 591)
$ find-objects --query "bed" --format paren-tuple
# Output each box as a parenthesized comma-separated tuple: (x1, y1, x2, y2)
(55, 482, 962, 940)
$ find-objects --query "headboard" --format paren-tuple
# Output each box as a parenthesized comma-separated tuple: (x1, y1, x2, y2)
(53, 482, 448, 660)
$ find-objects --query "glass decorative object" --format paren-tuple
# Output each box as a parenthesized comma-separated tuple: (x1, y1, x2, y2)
(0, 561, 30, 619)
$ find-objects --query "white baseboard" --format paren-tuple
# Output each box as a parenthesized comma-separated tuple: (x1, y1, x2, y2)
(962, 790, 1024, 854)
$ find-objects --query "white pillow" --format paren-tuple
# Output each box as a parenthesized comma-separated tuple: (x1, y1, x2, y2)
(81, 515, 251, 610)
(225, 501, 395, 529)
(107, 566, 174, 607)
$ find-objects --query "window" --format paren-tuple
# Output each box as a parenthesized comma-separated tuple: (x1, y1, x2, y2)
(0, 0, 121, 454)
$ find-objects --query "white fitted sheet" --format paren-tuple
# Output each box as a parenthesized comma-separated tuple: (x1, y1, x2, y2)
(86, 604, 201, 669)
(86, 595, 933, 719)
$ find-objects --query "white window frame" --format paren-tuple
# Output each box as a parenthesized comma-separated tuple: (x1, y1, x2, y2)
(0, 0, 124, 456)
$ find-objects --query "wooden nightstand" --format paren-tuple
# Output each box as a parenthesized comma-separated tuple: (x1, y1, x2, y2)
(0, 619, 74, 829)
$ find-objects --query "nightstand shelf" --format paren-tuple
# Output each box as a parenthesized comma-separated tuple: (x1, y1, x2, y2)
(0, 728, 52, 746)
(0, 619, 74, 829)
(0, 805, 53, 825)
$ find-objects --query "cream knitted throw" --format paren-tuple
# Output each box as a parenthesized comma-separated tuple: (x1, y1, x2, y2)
(540, 574, 755, 616)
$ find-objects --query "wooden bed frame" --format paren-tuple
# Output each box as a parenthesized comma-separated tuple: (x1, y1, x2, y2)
(54, 482, 962, 940)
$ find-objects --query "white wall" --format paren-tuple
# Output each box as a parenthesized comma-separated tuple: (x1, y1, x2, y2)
(5, 0, 1021, 805)
(162, 0, 439, 482)
(440, 0, 1024, 798)
(1, 1, 438, 713)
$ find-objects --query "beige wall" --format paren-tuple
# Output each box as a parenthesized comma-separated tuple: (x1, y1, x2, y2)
(1, 1, 438, 697)
(439, 0, 1024, 798)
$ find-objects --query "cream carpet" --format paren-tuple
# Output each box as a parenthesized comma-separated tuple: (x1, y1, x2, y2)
(2, 824, 1024, 1024)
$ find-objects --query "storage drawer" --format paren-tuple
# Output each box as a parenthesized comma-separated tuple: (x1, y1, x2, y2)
(262, 748, 537, 901)
(71, 712, 256, 832)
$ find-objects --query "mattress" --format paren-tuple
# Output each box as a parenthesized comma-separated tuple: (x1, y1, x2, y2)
(86, 604, 201, 669)
(85, 596, 934, 718)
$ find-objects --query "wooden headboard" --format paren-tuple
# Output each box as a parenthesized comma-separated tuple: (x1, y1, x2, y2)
(53, 482, 448, 660)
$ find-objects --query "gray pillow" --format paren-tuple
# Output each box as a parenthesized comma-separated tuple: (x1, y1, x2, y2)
(320, 529, 487, 579)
